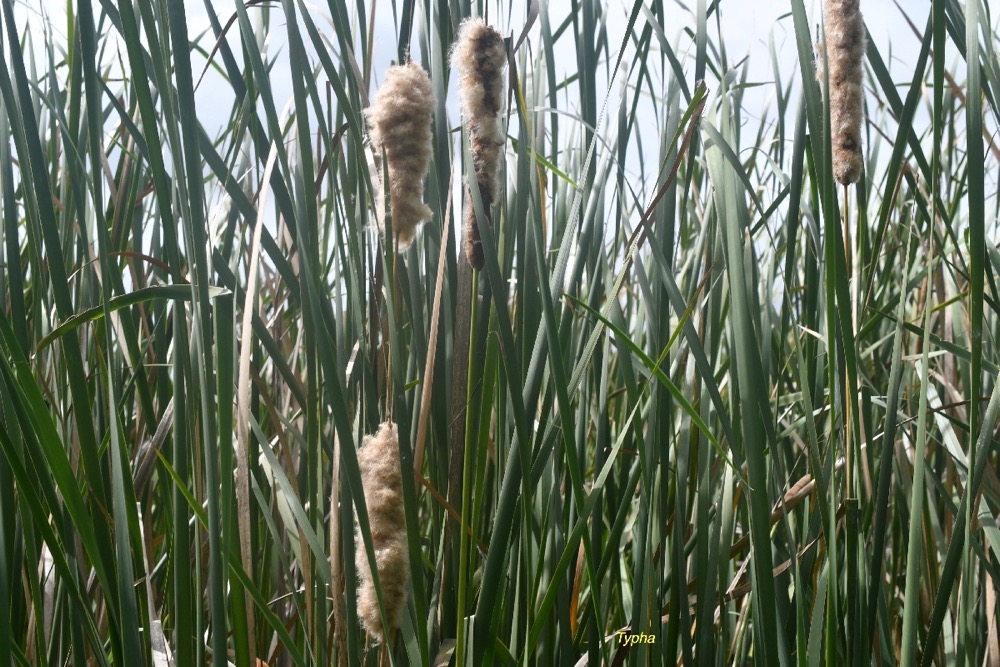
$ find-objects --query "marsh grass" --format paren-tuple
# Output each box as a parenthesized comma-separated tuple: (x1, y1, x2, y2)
(0, 0, 999, 665)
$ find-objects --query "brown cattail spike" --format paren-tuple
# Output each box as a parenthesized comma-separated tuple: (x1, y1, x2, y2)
(452, 18, 507, 269)
(355, 421, 409, 641)
(365, 61, 435, 251)
(820, 0, 866, 185)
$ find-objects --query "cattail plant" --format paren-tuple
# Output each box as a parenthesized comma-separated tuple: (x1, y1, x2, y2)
(819, 0, 866, 184)
(451, 18, 507, 269)
(355, 421, 409, 642)
(365, 61, 435, 250)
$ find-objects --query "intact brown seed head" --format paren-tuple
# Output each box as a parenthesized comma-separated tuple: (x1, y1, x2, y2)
(820, 0, 866, 184)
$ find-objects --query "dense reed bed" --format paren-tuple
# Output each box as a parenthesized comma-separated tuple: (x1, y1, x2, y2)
(0, 0, 998, 665)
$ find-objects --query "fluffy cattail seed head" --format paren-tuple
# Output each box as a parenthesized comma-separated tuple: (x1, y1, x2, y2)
(451, 18, 507, 269)
(819, 0, 866, 185)
(354, 421, 409, 641)
(365, 61, 435, 250)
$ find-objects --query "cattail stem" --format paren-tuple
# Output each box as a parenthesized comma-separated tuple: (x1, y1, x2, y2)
(329, 434, 347, 666)
(842, 185, 855, 500)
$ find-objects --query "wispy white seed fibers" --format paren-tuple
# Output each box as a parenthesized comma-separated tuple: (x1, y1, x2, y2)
(365, 62, 435, 250)
(354, 421, 409, 641)
(452, 18, 507, 269)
